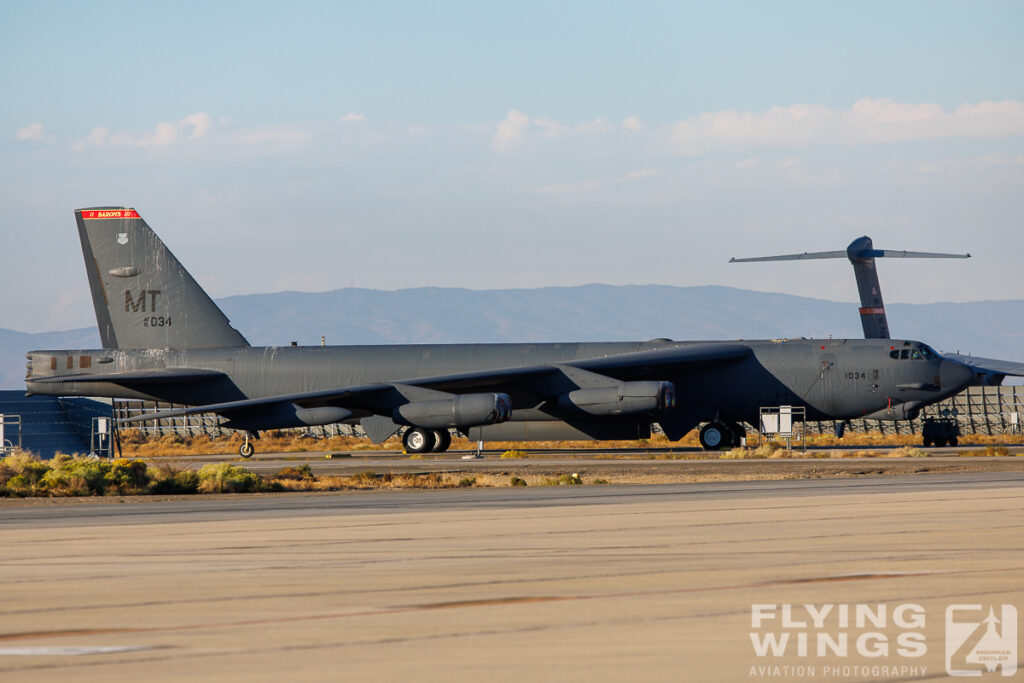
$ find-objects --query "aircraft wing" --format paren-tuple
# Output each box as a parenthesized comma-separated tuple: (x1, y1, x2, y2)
(944, 353, 1024, 385)
(118, 342, 753, 424)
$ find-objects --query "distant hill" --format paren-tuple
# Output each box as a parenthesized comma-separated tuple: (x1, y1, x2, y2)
(3, 284, 1021, 388)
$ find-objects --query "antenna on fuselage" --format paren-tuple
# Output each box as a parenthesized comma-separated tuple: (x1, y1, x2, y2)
(729, 236, 970, 340)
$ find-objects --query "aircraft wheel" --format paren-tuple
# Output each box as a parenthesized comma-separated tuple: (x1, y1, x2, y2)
(934, 437, 947, 448)
(431, 429, 452, 453)
(403, 428, 436, 454)
(699, 422, 733, 451)
(948, 436, 958, 447)
(239, 441, 255, 458)
(922, 437, 933, 448)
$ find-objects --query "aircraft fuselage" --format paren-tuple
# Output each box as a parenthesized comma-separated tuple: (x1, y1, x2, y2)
(26, 336, 973, 434)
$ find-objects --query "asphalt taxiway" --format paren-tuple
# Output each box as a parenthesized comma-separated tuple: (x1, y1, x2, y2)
(1, 472, 1021, 681)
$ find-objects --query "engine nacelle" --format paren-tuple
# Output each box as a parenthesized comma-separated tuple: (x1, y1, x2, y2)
(557, 381, 676, 416)
(223, 404, 354, 431)
(394, 393, 512, 429)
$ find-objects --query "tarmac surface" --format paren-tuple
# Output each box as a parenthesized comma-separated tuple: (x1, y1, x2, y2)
(1, 472, 1022, 681)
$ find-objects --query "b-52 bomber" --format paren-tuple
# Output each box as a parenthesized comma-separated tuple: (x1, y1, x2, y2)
(25, 208, 977, 455)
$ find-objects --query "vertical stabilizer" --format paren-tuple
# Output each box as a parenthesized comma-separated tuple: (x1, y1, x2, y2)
(846, 236, 889, 339)
(76, 207, 249, 349)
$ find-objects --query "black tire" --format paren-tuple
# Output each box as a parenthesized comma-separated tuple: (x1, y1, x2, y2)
(431, 429, 452, 453)
(239, 442, 254, 458)
(922, 438, 933, 448)
(699, 422, 732, 451)
(934, 437, 947, 448)
(948, 436, 958, 447)
(403, 428, 436, 454)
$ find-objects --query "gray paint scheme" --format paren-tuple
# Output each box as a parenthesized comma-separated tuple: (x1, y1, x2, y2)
(25, 208, 978, 449)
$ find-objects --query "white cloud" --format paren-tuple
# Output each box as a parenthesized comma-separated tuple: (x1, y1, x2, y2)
(494, 111, 614, 149)
(17, 122, 55, 142)
(621, 116, 643, 132)
(493, 110, 531, 149)
(340, 112, 367, 122)
(667, 98, 1024, 154)
(71, 127, 111, 151)
(182, 112, 213, 138)
(71, 113, 308, 151)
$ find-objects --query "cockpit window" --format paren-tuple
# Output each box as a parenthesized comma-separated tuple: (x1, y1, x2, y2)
(890, 345, 941, 361)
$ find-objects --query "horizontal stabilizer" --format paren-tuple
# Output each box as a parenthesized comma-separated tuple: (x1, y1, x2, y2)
(944, 353, 1024, 386)
(729, 250, 847, 263)
(730, 248, 970, 263)
(868, 249, 970, 259)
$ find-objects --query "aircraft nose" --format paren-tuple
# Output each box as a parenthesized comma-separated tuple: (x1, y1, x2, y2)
(940, 359, 975, 394)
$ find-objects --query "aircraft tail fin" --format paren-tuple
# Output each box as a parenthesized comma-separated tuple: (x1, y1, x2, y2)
(76, 207, 250, 349)
(731, 236, 970, 340)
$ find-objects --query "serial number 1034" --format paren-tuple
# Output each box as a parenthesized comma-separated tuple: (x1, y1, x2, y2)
(143, 316, 172, 327)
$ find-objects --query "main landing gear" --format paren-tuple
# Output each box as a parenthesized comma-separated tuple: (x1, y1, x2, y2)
(698, 421, 746, 451)
(402, 428, 453, 454)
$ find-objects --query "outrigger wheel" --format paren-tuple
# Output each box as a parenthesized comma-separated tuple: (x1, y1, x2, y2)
(239, 433, 255, 458)
(403, 427, 436, 454)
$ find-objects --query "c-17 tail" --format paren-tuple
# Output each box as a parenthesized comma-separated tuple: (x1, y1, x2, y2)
(730, 236, 970, 340)
(76, 207, 249, 349)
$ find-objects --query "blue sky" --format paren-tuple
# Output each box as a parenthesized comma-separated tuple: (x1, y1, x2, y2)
(2, 1, 1022, 332)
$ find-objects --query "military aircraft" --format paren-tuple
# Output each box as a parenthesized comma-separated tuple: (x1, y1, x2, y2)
(24, 208, 976, 455)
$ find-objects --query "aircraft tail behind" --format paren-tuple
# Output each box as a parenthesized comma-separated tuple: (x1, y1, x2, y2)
(730, 236, 970, 340)
(76, 207, 249, 349)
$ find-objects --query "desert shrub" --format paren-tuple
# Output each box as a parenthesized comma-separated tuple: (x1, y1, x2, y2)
(509, 476, 527, 487)
(105, 459, 151, 493)
(592, 478, 609, 485)
(40, 458, 107, 496)
(197, 463, 263, 493)
(276, 464, 314, 480)
(500, 449, 526, 459)
(557, 474, 582, 486)
(150, 468, 200, 494)
(457, 477, 476, 488)
(1, 451, 52, 496)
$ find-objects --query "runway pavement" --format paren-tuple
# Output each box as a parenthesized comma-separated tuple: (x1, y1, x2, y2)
(1, 473, 1021, 681)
